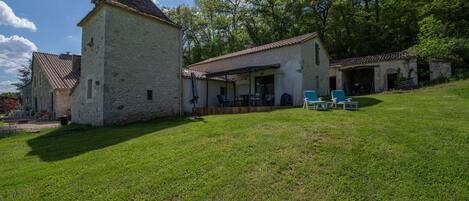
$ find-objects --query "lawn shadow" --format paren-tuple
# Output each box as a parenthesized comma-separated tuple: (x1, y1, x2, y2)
(353, 97, 383, 108)
(26, 117, 200, 162)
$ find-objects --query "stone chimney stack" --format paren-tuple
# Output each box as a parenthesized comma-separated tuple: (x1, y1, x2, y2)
(72, 55, 81, 75)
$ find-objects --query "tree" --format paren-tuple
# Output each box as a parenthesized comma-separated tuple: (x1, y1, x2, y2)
(12, 60, 32, 89)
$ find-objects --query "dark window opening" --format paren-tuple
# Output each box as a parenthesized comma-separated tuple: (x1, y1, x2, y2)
(87, 79, 93, 99)
(220, 87, 226, 96)
(315, 43, 320, 65)
(330, 76, 337, 91)
(147, 90, 153, 100)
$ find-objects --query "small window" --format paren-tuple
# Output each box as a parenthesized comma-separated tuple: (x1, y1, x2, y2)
(147, 90, 153, 100)
(220, 87, 226, 96)
(315, 43, 320, 65)
(87, 79, 93, 99)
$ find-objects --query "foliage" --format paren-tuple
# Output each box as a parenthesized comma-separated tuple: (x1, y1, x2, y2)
(1, 80, 469, 200)
(0, 92, 20, 99)
(164, 0, 469, 67)
(12, 60, 32, 90)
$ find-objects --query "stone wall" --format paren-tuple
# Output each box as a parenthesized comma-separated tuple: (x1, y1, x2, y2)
(71, 6, 107, 126)
(373, 59, 418, 92)
(301, 38, 330, 96)
(429, 60, 452, 80)
(55, 89, 72, 117)
(102, 6, 182, 125)
(330, 59, 418, 93)
(72, 5, 182, 126)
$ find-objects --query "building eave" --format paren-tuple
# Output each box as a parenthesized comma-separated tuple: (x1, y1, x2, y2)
(78, 1, 181, 29)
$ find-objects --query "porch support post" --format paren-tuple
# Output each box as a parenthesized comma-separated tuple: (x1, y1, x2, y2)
(248, 70, 252, 107)
(225, 74, 228, 101)
(206, 77, 209, 107)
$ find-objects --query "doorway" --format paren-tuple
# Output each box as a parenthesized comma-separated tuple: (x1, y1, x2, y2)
(255, 75, 275, 106)
(330, 76, 337, 91)
(342, 68, 375, 95)
(387, 73, 397, 90)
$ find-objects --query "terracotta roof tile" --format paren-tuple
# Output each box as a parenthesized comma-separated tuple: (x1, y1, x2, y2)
(33, 52, 80, 90)
(188, 33, 318, 69)
(330, 51, 416, 67)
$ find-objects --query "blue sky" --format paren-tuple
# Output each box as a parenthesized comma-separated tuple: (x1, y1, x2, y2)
(0, 0, 193, 93)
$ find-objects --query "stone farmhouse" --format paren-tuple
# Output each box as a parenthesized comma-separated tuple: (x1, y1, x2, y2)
(25, 0, 452, 125)
(30, 52, 80, 118)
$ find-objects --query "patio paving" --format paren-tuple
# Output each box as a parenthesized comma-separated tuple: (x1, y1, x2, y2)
(0, 121, 61, 134)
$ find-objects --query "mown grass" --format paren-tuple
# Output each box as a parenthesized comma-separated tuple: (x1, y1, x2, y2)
(1, 80, 469, 201)
(0, 114, 4, 127)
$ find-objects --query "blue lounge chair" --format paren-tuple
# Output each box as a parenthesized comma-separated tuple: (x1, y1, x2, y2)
(331, 90, 359, 111)
(303, 90, 328, 110)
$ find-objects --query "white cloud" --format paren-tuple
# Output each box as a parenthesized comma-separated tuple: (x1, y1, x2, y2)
(0, 80, 17, 93)
(0, 34, 38, 75)
(0, 1, 37, 31)
(152, 0, 161, 6)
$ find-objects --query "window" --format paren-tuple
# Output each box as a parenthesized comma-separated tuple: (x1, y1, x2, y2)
(220, 87, 226, 96)
(315, 43, 320, 65)
(87, 79, 93, 99)
(147, 90, 153, 100)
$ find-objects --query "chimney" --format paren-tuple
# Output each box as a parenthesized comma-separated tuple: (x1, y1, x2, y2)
(72, 55, 81, 75)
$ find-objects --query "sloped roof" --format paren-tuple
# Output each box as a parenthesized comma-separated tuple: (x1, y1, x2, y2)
(182, 69, 229, 81)
(188, 33, 319, 68)
(331, 51, 416, 67)
(110, 0, 171, 22)
(79, 0, 179, 28)
(33, 52, 80, 90)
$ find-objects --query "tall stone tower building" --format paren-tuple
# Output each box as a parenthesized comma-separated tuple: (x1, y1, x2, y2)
(71, 0, 182, 126)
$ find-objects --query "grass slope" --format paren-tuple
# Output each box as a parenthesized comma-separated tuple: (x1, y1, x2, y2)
(1, 81, 469, 201)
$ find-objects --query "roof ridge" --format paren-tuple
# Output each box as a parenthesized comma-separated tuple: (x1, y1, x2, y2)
(331, 51, 415, 67)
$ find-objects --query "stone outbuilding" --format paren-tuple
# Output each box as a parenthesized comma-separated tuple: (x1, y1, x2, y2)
(329, 51, 452, 95)
(429, 58, 452, 81)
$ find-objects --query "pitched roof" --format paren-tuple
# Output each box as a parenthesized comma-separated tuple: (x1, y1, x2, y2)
(330, 51, 416, 67)
(188, 33, 319, 68)
(33, 52, 80, 90)
(79, 0, 179, 28)
(110, 0, 171, 22)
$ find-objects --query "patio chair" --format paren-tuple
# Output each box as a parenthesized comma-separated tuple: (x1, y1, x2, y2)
(217, 95, 231, 107)
(331, 90, 359, 111)
(303, 90, 328, 110)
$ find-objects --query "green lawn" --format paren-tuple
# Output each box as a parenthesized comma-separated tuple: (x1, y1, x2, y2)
(0, 114, 4, 127)
(1, 81, 469, 201)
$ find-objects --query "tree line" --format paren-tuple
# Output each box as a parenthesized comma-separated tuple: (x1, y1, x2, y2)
(165, 0, 469, 68)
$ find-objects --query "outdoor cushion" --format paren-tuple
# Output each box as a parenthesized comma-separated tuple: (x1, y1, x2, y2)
(304, 90, 322, 102)
(331, 90, 348, 102)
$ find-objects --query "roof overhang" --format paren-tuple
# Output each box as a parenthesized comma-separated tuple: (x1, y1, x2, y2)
(338, 64, 380, 71)
(78, 1, 181, 29)
(205, 64, 281, 78)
